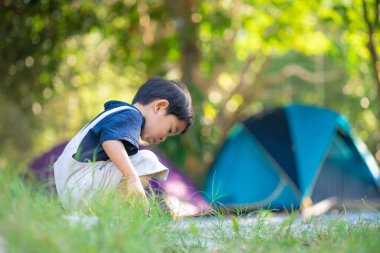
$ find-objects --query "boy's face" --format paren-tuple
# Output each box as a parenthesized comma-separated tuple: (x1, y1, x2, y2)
(140, 100, 187, 145)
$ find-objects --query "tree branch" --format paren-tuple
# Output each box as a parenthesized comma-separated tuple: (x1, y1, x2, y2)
(265, 64, 342, 84)
(218, 53, 256, 115)
(214, 56, 270, 145)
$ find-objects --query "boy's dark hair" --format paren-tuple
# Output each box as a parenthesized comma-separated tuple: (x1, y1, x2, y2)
(132, 77, 194, 133)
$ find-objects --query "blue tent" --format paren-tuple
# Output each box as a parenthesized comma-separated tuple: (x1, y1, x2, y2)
(204, 104, 380, 210)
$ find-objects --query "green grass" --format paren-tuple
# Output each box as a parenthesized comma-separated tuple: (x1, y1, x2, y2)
(1, 162, 379, 253)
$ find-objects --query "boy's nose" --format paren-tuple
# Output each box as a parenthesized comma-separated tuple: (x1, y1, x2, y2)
(160, 136, 166, 142)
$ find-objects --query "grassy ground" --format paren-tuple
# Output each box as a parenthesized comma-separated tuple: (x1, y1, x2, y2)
(0, 163, 379, 253)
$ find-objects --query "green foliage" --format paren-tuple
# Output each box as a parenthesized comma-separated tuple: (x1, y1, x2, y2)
(1, 164, 380, 252)
(0, 163, 175, 253)
(231, 215, 240, 236)
(0, 0, 97, 108)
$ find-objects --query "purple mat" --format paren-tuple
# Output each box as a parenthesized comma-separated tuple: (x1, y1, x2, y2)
(144, 147, 211, 216)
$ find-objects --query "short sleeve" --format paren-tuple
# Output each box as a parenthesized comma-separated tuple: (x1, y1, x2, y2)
(92, 109, 143, 150)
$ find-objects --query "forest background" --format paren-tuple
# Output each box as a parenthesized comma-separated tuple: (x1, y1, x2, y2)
(1, 0, 379, 187)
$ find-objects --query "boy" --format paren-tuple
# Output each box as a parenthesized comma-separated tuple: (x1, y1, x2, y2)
(54, 77, 193, 210)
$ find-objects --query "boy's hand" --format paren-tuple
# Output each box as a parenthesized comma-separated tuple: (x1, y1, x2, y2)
(125, 177, 147, 200)
(102, 140, 149, 212)
(102, 140, 148, 203)
(124, 178, 150, 214)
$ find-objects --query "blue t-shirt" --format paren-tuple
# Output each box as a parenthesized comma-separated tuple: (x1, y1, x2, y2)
(73, 100, 145, 162)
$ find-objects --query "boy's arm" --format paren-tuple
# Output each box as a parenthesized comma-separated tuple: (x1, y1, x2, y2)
(102, 140, 146, 200)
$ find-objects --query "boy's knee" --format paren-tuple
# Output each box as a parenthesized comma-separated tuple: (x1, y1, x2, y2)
(132, 149, 159, 161)
(129, 149, 169, 180)
(129, 150, 160, 170)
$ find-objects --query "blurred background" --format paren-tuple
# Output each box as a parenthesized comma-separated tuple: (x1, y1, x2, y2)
(1, 0, 379, 188)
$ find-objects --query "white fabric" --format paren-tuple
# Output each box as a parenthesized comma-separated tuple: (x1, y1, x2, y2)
(54, 106, 169, 209)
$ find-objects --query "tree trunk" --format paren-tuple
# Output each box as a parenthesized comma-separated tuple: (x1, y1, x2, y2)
(362, 0, 380, 106)
(165, 0, 200, 86)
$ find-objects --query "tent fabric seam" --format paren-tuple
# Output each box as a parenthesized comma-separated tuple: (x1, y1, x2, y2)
(241, 123, 302, 199)
(302, 126, 337, 201)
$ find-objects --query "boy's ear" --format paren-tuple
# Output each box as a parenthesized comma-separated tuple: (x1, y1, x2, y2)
(154, 99, 169, 112)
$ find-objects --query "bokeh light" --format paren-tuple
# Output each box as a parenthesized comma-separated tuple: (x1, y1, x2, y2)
(360, 97, 369, 109)
(376, 150, 380, 163)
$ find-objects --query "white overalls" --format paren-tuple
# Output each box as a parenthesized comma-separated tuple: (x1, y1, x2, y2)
(54, 106, 168, 209)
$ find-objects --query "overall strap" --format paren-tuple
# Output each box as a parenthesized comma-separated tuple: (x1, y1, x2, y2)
(79, 105, 136, 134)
(67, 105, 138, 154)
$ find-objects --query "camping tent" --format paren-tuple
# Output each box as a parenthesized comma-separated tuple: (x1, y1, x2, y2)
(29, 142, 209, 216)
(203, 104, 380, 210)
